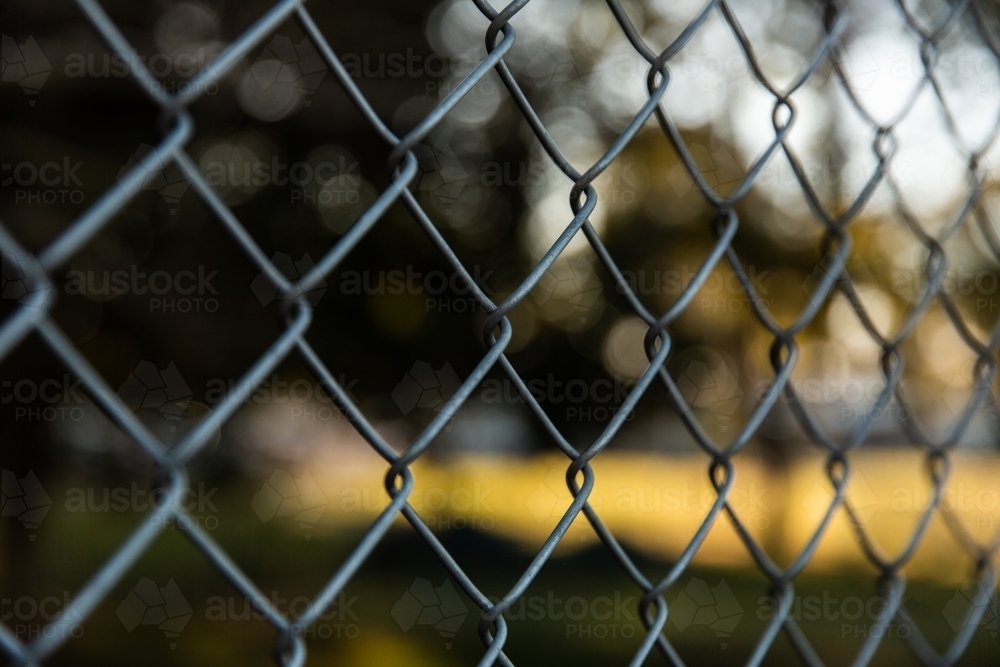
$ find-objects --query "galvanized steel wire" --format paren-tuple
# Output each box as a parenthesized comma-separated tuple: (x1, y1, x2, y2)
(1, 0, 998, 665)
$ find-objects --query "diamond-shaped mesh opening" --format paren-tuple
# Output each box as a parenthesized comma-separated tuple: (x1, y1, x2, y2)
(1, 0, 998, 665)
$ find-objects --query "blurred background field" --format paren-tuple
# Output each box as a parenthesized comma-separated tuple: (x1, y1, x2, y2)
(1, 0, 998, 664)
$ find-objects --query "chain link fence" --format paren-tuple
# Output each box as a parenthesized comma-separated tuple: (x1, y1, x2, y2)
(1, 0, 998, 665)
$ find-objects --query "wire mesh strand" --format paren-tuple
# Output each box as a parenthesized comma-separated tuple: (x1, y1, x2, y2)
(0, 0, 998, 665)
